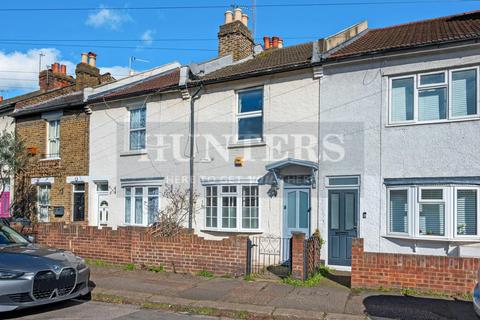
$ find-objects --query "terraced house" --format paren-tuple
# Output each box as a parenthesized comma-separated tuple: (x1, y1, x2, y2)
(83, 9, 480, 272)
(1, 53, 114, 224)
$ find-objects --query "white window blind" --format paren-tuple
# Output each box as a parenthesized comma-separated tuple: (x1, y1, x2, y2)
(129, 107, 146, 150)
(389, 189, 408, 233)
(419, 203, 445, 236)
(457, 189, 477, 236)
(452, 69, 477, 117)
(391, 78, 414, 122)
(418, 88, 447, 121)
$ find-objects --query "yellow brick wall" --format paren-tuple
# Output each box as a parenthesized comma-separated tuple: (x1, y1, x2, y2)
(15, 108, 89, 223)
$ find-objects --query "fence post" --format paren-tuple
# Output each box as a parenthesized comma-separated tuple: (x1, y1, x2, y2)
(246, 238, 252, 275)
(290, 232, 305, 280)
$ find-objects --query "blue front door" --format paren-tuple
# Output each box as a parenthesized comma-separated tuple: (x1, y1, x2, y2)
(328, 189, 358, 266)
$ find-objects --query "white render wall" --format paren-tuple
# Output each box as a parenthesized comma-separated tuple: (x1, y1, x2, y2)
(319, 45, 480, 259)
(88, 69, 321, 240)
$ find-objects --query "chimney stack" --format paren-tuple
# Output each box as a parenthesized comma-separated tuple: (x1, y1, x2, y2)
(218, 7, 254, 61)
(75, 51, 101, 90)
(272, 36, 279, 48)
(38, 62, 74, 92)
(0, 96, 3, 103)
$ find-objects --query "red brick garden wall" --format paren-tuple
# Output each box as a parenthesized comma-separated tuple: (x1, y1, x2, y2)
(352, 238, 479, 295)
(30, 223, 248, 276)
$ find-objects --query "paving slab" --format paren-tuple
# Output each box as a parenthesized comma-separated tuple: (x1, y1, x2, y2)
(192, 299, 274, 316)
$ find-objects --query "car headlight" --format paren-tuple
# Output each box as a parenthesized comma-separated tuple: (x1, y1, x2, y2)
(76, 258, 87, 271)
(0, 270, 24, 280)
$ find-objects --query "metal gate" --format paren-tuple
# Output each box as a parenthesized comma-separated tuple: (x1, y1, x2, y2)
(246, 236, 291, 276)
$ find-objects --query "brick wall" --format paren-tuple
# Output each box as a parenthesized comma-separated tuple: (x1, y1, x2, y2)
(32, 223, 248, 276)
(218, 20, 254, 61)
(15, 108, 89, 223)
(351, 238, 479, 295)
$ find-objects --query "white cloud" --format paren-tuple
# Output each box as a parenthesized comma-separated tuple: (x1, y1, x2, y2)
(100, 66, 130, 79)
(0, 48, 75, 93)
(141, 29, 155, 46)
(85, 8, 132, 30)
(0, 48, 130, 94)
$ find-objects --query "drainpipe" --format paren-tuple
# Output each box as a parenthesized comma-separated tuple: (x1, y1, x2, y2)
(188, 84, 203, 229)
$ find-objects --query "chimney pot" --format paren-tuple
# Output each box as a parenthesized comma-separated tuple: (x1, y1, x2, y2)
(0, 96, 3, 103)
(234, 8, 242, 21)
(81, 53, 88, 64)
(60, 64, 67, 75)
(224, 10, 233, 24)
(263, 36, 271, 49)
(241, 13, 248, 26)
(272, 36, 279, 48)
(88, 52, 97, 67)
(278, 39, 284, 49)
(52, 63, 60, 73)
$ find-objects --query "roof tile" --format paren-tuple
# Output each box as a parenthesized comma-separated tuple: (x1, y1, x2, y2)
(330, 10, 480, 59)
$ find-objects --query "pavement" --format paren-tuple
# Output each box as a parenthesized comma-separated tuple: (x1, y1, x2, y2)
(3, 266, 477, 320)
(88, 266, 478, 320)
(1, 300, 232, 319)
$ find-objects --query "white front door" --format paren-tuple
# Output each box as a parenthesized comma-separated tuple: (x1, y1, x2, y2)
(95, 182, 109, 226)
(284, 188, 310, 237)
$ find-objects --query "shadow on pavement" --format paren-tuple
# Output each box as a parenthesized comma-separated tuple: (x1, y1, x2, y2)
(322, 270, 351, 288)
(363, 294, 478, 320)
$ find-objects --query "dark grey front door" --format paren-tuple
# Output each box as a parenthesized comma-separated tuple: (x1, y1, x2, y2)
(328, 189, 358, 266)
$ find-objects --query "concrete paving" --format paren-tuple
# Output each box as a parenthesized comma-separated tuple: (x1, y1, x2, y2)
(2, 300, 227, 320)
(89, 266, 477, 319)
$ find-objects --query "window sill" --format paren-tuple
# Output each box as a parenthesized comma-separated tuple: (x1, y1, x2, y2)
(227, 142, 266, 149)
(201, 228, 263, 234)
(40, 157, 61, 161)
(386, 116, 480, 128)
(383, 234, 480, 243)
(120, 150, 148, 157)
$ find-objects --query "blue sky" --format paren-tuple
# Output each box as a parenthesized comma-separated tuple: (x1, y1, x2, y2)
(0, 0, 477, 98)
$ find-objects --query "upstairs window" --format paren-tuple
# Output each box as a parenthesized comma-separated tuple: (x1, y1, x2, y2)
(389, 67, 479, 125)
(129, 107, 146, 150)
(47, 120, 60, 158)
(237, 88, 263, 141)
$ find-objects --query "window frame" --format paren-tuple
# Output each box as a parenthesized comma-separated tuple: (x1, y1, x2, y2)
(453, 186, 480, 238)
(46, 119, 61, 159)
(203, 184, 261, 232)
(124, 186, 160, 227)
(128, 105, 147, 151)
(388, 66, 480, 126)
(386, 187, 412, 236)
(448, 66, 480, 120)
(385, 185, 480, 241)
(37, 184, 51, 222)
(235, 87, 264, 143)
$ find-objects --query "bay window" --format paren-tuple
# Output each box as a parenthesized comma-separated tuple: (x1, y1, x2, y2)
(389, 67, 479, 124)
(204, 185, 259, 231)
(387, 185, 480, 239)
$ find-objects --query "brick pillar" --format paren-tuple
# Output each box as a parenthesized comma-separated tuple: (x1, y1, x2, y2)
(351, 238, 364, 289)
(291, 232, 306, 280)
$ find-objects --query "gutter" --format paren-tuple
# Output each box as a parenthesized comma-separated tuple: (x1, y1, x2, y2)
(11, 100, 84, 118)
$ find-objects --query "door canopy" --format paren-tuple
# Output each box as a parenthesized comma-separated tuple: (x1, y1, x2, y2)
(258, 158, 318, 197)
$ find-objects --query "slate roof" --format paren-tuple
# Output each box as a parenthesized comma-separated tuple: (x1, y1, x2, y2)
(197, 42, 314, 82)
(330, 10, 480, 59)
(12, 91, 84, 117)
(94, 69, 181, 102)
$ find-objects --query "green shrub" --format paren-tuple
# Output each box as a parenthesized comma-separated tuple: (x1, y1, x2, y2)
(123, 263, 135, 271)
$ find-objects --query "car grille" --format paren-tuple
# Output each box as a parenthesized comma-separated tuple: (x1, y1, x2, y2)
(57, 268, 76, 296)
(7, 292, 33, 303)
(32, 268, 76, 300)
(71, 282, 86, 294)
